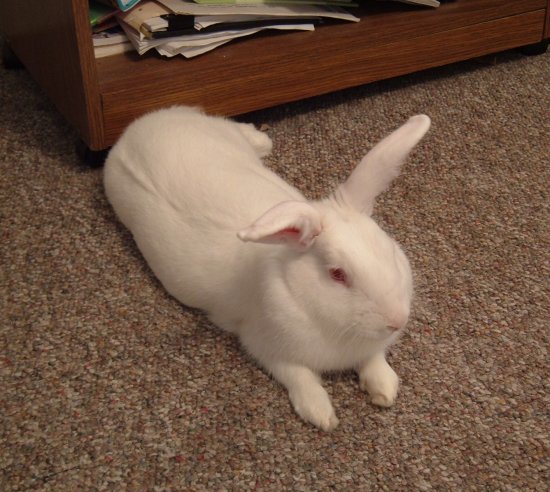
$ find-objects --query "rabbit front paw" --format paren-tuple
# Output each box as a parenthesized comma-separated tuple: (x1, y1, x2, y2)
(265, 362, 339, 430)
(289, 385, 339, 432)
(358, 354, 399, 408)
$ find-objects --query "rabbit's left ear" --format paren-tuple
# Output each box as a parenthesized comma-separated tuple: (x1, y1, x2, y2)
(335, 115, 431, 215)
(238, 201, 322, 251)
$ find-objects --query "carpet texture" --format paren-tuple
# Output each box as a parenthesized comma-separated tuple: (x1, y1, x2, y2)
(1, 42, 549, 490)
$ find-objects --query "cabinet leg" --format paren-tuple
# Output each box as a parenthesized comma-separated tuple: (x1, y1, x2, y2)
(76, 140, 109, 168)
(520, 39, 549, 56)
(2, 42, 24, 69)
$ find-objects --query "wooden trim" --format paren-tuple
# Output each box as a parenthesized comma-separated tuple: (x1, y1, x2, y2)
(70, 0, 104, 150)
(545, 0, 550, 37)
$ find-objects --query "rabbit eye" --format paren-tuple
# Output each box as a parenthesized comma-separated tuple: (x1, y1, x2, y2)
(329, 268, 348, 286)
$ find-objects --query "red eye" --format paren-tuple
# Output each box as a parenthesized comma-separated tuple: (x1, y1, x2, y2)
(329, 268, 348, 286)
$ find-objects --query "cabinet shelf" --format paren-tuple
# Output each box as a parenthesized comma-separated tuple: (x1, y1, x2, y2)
(1, 0, 548, 151)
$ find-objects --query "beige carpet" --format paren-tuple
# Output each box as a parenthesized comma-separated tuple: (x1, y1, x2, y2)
(1, 42, 549, 490)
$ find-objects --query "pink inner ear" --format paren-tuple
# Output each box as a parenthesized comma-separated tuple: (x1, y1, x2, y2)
(273, 227, 308, 247)
(237, 201, 322, 250)
(272, 227, 301, 242)
(279, 227, 300, 236)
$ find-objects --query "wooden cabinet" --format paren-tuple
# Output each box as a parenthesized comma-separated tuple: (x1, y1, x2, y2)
(1, 0, 549, 151)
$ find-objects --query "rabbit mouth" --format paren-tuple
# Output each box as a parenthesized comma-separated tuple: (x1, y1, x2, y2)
(339, 320, 395, 342)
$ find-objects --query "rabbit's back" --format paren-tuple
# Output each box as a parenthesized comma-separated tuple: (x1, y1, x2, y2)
(105, 107, 293, 223)
(104, 107, 300, 310)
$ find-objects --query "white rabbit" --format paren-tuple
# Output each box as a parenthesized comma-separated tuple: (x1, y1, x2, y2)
(104, 106, 431, 431)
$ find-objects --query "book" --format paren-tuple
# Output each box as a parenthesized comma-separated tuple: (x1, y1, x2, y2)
(92, 19, 132, 57)
(96, 0, 144, 11)
(157, 0, 359, 21)
(89, 0, 118, 26)
(94, 41, 134, 57)
(384, 0, 440, 7)
(193, 0, 357, 5)
(92, 26, 129, 46)
(116, 0, 172, 35)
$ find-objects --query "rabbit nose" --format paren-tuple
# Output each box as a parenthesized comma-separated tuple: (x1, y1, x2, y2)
(386, 312, 409, 331)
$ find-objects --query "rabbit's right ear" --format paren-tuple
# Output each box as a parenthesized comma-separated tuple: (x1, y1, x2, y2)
(237, 201, 322, 251)
(335, 115, 431, 215)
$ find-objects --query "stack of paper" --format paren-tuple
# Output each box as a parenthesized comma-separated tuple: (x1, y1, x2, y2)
(117, 0, 359, 58)
(93, 28, 134, 58)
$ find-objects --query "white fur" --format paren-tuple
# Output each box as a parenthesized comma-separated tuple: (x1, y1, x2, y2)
(104, 106, 430, 431)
